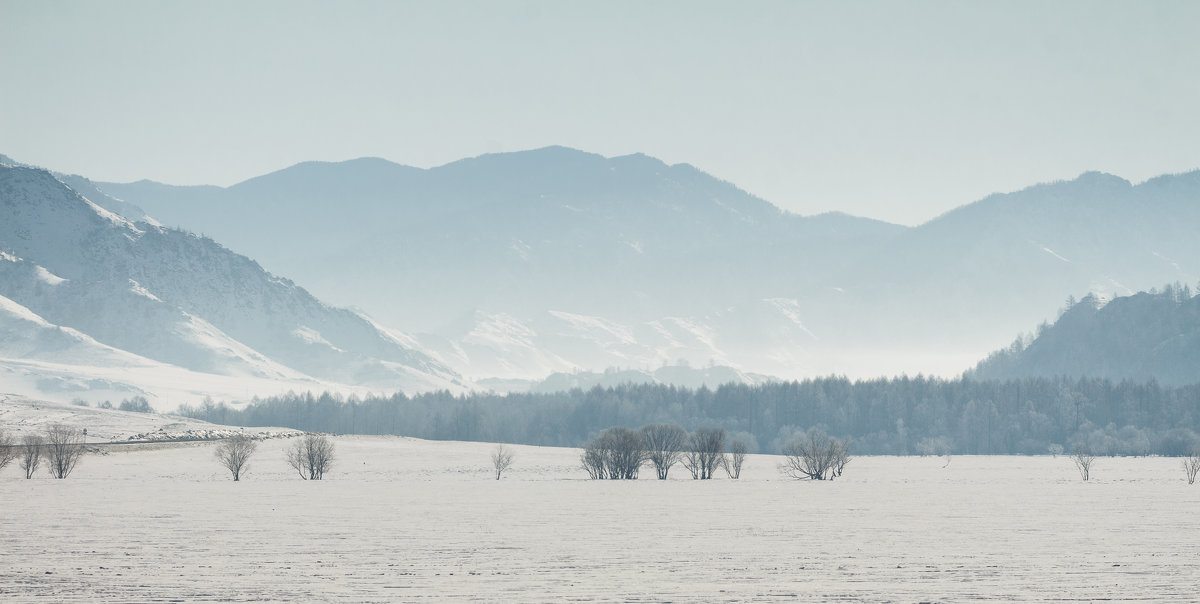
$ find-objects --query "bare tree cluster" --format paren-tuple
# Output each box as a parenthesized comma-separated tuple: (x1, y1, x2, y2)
(287, 433, 336, 480)
(1183, 447, 1200, 485)
(492, 444, 515, 480)
(641, 424, 687, 480)
(781, 429, 850, 480)
(44, 424, 85, 479)
(682, 428, 726, 480)
(580, 425, 751, 481)
(581, 427, 646, 479)
(1, 429, 51, 479)
(215, 434, 258, 481)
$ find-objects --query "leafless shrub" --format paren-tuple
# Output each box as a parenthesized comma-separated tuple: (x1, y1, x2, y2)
(214, 434, 258, 481)
(19, 434, 43, 479)
(580, 427, 645, 480)
(1184, 448, 1200, 485)
(287, 433, 336, 480)
(1071, 444, 1096, 481)
(44, 424, 85, 479)
(0, 429, 15, 473)
(724, 439, 748, 479)
(581, 440, 608, 479)
(781, 429, 850, 481)
(641, 423, 687, 480)
(682, 428, 725, 480)
(681, 448, 702, 479)
(492, 444, 515, 480)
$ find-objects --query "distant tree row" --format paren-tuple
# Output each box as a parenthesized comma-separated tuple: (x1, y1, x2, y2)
(214, 432, 335, 481)
(177, 375, 1200, 457)
(72, 396, 154, 413)
(0, 424, 86, 479)
(579, 424, 837, 480)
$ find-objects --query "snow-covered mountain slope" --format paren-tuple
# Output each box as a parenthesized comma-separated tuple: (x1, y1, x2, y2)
(0, 164, 466, 400)
(0, 394, 297, 440)
(0, 293, 354, 406)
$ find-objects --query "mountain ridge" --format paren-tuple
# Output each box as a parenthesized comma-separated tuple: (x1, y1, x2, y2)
(8, 147, 1200, 382)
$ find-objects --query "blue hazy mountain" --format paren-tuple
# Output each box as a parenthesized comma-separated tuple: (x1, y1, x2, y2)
(970, 285, 1200, 385)
(80, 150, 1200, 380)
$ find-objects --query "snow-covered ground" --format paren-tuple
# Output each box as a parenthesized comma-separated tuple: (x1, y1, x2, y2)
(1, 398, 1198, 602)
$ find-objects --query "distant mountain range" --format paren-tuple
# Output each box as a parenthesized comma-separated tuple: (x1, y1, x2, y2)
(4, 148, 1200, 399)
(95, 148, 1200, 380)
(0, 162, 465, 404)
(970, 285, 1200, 385)
(98, 147, 905, 379)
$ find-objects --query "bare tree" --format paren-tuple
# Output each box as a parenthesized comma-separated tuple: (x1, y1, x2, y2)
(44, 424, 85, 479)
(832, 437, 851, 478)
(641, 423, 687, 480)
(491, 444, 515, 480)
(0, 429, 15, 473)
(681, 448, 702, 480)
(1183, 448, 1200, 485)
(1071, 445, 1096, 481)
(580, 427, 645, 480)
(781, 429, 850, 480)
(287, 433, 336, 480)
(581, 440, 608, 479)
(683, 428, 725, 480)
(724, 439, 748, 479)
(214, 434, 257, 481)
(19, 434, 43, 479)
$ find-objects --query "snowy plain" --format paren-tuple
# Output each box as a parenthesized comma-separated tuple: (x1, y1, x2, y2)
(1, 397, 1198, 602)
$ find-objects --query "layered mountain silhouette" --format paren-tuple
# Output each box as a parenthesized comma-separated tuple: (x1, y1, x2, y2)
(7, 147, 1200, 386)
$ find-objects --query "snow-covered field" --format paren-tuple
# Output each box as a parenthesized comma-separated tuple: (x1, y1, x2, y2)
(2, 399, 1199, 602)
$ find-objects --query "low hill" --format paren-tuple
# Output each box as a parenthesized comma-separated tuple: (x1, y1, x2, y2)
(969, 284, 1200, 385)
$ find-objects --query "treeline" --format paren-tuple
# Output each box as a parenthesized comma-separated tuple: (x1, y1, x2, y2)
(177, 375, 1200, 456)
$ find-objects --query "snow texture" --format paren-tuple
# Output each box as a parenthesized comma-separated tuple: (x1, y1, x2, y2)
(1, 395, 1197, 602)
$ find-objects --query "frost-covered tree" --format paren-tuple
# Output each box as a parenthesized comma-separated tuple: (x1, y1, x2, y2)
(580, 427, 644, 480)
(286, 433, 335, 480)
(214, 434, 257, 481)
(781, 430, 850, 480)
(491, 444, 515, 480)
(640, 423, 687, 480)
(44, 424, 84, 479)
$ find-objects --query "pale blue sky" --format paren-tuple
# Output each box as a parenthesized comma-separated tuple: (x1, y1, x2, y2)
(3, 0, 1198, 225)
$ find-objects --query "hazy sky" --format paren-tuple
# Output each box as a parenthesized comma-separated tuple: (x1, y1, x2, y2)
(3, 0, 1199, 225)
